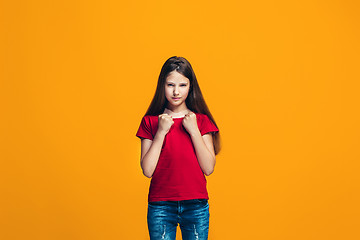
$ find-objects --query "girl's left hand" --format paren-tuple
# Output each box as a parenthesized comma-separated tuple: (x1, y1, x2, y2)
(182, 111, 199, 135)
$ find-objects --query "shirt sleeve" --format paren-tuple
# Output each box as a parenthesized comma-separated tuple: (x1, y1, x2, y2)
(200, 114, 219, 136)
(136, 116, 154, 140)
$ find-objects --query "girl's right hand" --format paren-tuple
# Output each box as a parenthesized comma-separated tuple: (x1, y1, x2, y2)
(157, 113, 174, 135)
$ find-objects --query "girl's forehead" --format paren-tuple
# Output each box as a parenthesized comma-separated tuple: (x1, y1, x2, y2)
(166, 71, 189, 83)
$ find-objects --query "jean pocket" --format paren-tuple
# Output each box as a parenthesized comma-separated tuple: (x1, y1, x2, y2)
(195, 199, 208, 203)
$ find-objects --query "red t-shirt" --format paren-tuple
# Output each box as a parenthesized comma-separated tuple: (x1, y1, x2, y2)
(136, 112, 219, 202)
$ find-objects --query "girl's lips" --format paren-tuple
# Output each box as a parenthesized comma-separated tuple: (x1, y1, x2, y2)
(172, 97, 181, 100)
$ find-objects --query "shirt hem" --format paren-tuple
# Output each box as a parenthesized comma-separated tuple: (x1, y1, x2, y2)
(148, 195, 209, 202)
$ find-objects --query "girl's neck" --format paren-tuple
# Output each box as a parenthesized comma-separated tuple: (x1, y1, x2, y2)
(163, 107, 190, 118)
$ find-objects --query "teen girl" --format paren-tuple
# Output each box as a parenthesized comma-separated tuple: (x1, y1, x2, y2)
(136, 56, 221, 240)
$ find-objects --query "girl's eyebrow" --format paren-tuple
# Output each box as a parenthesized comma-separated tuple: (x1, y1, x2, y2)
(166, 81, 188, 84)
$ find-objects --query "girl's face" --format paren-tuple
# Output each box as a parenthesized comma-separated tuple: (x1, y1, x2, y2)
(164, 71, 190, 109)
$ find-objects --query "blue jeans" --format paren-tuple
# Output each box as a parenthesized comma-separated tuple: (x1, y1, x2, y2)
(147, 199, 210, 240)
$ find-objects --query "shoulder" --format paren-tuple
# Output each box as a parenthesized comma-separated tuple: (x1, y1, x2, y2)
(139, 115, 158, 128)
(142, 115, 158, 121)
(195, 112, 205, 119)
(195, 113, 210, 127)
(195, 112, 208, 121)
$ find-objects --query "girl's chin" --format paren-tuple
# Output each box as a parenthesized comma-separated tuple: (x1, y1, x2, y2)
(167, 101, 183, 107)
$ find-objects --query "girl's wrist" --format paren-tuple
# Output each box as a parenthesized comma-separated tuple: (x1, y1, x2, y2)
(189, 129, 201, 137)
(155, 130, 167, 139)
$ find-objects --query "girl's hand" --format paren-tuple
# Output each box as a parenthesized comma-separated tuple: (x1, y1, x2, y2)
(157, 113, 174, 135)
(182, 111, 199, 135)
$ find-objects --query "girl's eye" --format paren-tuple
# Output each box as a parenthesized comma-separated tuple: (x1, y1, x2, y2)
(167, 84, 187, 86)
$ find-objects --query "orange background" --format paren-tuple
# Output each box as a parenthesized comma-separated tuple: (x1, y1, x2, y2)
(1, 0, 359, 239)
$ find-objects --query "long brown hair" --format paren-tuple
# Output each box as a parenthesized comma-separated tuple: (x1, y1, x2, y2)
(144, 56, 222, 155)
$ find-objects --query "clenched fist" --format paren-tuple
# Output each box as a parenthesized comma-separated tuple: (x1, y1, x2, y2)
(182, 111, 199, 135)
(157, 113, 174, 135)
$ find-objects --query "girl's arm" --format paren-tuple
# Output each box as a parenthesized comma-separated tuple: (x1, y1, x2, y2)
(140, 130, 167, 178)
(189, 130, 216, 176)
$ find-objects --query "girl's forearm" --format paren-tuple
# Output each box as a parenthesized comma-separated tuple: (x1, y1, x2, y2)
(141, 131, 166, 178)
(189, 130, 216, 176)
